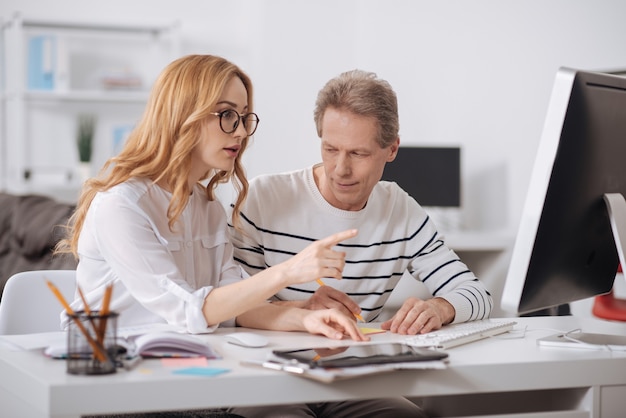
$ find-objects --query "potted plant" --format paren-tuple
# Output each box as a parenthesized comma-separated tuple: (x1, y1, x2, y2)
(77, 114, 96, 182)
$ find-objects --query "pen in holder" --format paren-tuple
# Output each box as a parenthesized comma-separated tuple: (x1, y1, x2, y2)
(66, 310, 119, 375)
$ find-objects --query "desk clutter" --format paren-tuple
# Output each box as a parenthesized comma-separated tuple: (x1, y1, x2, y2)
(244, 341, 449, 383)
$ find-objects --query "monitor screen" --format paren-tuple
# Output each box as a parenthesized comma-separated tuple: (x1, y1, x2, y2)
(381, 146, 461, 207)
(501, 67, 626, 316)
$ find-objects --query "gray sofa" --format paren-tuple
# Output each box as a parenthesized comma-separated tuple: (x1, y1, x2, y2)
(0, 193, 77, 299)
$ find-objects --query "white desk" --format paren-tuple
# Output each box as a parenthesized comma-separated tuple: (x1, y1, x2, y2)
(2, 316, 626, 418)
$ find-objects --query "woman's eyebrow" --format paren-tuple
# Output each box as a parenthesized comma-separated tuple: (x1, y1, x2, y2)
(215, 100, 248, 112)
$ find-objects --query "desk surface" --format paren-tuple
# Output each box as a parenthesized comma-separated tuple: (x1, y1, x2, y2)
(2, 316, 626, 418)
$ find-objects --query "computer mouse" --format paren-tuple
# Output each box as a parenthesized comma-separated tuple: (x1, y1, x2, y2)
(223, 332, 269, 348)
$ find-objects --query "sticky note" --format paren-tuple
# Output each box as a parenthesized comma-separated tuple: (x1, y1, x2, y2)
(161, 357, 208, 367)
(359, 327, 387, 335)
(172, 367, 230, 377)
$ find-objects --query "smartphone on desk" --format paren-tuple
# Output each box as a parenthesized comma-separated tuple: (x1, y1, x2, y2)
(272, 342, 448, 369)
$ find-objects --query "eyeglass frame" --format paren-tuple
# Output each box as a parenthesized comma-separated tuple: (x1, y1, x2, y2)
(209, 109, 260, 136)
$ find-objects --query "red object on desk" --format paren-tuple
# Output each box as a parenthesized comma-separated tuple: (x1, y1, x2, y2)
(592, 264, 626, 321)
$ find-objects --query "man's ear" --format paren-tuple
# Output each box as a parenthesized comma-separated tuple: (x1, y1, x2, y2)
(387, 137, 400, 162)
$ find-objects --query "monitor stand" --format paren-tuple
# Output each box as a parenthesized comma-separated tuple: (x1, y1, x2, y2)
(605, 193, 626, 272)
(537, 193, 626, 351)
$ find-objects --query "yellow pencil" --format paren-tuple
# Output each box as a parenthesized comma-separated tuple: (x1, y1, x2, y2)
(315, 278, 364, 322)
(77, 285, 102, 336)
(77, 286, 92, 315)
(96, 283, 114, 345)
(100, 283, 113, 315)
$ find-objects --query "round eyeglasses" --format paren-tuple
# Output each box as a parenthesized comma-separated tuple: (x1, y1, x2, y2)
(209, 109, 260, 136)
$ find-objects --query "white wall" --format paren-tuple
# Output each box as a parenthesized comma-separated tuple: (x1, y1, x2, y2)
(2, 0, 626, 232)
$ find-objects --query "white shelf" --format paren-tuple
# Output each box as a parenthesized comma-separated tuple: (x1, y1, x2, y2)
(20, 17, 177, 35)
(0, 13, 181, 199)
(22, 89, 149, 103)
(445, 229, 516, 252)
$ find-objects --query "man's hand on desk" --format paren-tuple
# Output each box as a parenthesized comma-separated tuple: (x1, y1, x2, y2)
(381, 297, 455, 335)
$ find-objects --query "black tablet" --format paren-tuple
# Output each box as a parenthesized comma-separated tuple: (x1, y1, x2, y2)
(272, 342, 448, 368)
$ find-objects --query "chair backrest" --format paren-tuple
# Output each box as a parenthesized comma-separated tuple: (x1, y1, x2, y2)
(0, 270, 76, 335)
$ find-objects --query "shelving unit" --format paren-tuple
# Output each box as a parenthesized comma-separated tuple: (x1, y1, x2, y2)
(0, 13, 181, 202)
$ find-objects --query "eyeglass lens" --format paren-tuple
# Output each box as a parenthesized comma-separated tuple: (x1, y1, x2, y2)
(220, 109, 259, 136)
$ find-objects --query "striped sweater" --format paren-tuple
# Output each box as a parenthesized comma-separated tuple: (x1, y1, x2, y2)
(228, 166, 493, 323)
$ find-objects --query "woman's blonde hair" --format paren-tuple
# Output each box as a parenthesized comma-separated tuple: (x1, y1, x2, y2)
(56, 54, 253, 257)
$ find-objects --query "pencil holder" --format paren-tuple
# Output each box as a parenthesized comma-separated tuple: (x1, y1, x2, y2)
(66, 310, 119, 375)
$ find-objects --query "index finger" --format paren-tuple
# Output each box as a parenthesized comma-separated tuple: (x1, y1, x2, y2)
(317, 229, 358, 248)
(338, 316, 370, 342)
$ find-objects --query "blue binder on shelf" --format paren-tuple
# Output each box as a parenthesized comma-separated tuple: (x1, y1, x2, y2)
(27, 35, 56, 90)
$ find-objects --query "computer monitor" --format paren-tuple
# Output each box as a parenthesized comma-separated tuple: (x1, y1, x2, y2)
(381, 146, 461, 207)
(501, 67, 626, 347)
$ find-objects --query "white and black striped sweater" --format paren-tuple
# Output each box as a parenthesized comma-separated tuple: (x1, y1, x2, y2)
(228, 166, 493, 323)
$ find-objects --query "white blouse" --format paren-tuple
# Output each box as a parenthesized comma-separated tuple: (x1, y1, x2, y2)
(65, 178, 245, 333)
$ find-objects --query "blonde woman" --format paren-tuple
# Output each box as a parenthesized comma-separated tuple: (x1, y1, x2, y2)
(56, 55, 366, 341)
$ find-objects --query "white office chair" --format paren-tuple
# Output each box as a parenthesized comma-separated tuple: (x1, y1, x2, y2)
(0, 270, 76, 335)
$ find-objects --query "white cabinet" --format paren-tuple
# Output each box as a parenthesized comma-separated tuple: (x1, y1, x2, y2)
(0, 13, 180, 202)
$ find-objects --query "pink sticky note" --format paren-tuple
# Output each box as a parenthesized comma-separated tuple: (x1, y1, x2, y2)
(161, 357, 208, 367)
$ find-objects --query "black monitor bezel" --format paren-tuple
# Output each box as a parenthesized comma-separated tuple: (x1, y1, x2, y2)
(501, 67, 626, 315)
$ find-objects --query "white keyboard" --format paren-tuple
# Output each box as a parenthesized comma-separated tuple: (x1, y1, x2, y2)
(404, 319, 517, 349)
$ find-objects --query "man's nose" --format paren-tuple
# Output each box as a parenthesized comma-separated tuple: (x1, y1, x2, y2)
(335, 153, 351, 176)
